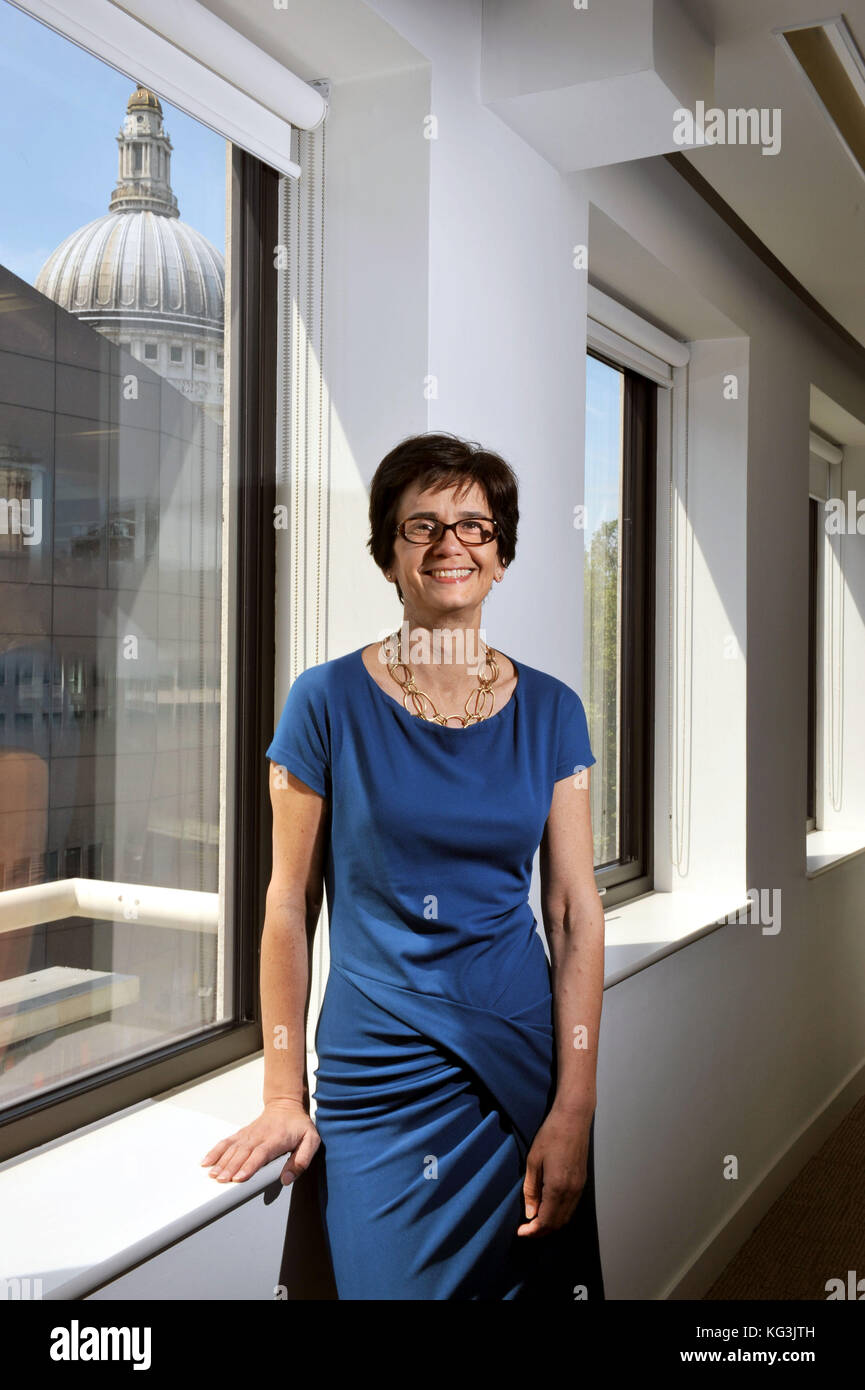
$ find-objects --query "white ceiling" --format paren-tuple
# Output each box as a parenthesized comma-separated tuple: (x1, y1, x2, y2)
(201, 0, 425, 83)
(203, 0, 865, 352)
(680, 0, 865, 349)
(587, 203, 744, 343)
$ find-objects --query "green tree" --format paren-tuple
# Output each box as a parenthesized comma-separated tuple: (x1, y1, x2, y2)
(583, 517, 619, 866)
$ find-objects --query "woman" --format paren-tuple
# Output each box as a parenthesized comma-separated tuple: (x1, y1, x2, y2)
(201, 432, 605, 1301)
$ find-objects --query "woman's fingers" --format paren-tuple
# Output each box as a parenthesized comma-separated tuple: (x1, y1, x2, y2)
(201, 1112, 320, 1184)
(200, 1133, 240, 1167)
(534, 1180, 578, 1233)
(522, 1157, 542, 1223)
(280, 1127, 321, 1185)
(232, 1141, 280, 1182)
(535, 1184, 585, 1234)
(517, 1164, 586, 1236)
(208, 1141, 254, 1181)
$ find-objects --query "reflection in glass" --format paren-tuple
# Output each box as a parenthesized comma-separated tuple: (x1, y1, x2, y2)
(0, 4, 228, 1110)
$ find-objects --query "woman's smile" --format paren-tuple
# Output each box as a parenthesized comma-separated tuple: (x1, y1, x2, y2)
(423, 567, 475, 583)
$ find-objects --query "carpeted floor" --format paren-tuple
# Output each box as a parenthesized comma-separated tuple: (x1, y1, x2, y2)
(703, 1091, 865, 1299)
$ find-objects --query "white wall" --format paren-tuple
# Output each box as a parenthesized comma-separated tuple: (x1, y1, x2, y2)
(85, 1185, 289, 1301)
(284, 0, 598, 694)
(318, 66, 432, 662)
(573, 155, 865, 1296)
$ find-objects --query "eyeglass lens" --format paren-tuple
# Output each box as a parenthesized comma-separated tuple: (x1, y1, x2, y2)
(401, 519, 494, 544)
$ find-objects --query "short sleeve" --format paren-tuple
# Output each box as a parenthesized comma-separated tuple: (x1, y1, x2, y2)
(265, 667, 330, 797)
(553, 687, 596, 782)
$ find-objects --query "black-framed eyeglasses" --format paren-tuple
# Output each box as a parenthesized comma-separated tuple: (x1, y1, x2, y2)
(395, 517, 499, 545)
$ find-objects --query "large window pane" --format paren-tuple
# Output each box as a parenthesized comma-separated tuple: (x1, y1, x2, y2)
(584, 348, 655, 901)
(0, 3, 229, 1109)
(806, 494, 819, 827)
(584, 354, 624, 868)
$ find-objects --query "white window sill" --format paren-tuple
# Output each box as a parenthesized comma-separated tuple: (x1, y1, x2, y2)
(805, 829, 865, 876)
(602, 889, 752, 987)
(0, 1052, 288, 1300)
(0, 889, 749, 1299)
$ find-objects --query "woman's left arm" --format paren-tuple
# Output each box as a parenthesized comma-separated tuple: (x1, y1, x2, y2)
(518, 769, 605, 1237)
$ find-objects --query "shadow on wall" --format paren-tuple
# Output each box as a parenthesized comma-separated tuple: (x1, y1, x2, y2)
(277, 1148, 338, 1299)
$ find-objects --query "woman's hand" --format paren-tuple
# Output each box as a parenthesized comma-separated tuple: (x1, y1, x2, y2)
(517, 1104, 592, 1237)
(200, 1099, 321, 1187)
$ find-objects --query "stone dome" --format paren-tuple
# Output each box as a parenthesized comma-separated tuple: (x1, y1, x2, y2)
(36, 211, 224, 337)
(35, 81, 224, 340)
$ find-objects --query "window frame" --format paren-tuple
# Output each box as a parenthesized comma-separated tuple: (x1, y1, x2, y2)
(806, 494, 819, 829)
(0, 146, 278, 1164)
(585, 347, 657, 907)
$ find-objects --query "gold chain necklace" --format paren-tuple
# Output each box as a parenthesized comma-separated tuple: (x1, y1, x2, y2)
(382, 631, 499, 727)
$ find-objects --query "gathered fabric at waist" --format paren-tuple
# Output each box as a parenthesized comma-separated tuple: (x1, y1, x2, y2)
(313, 961, 556, 1163)
(325, 899, 551, 1015)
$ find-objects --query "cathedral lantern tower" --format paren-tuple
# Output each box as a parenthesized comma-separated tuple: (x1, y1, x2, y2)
(36, 83, 224, 421)
(109, 84, 179, 218)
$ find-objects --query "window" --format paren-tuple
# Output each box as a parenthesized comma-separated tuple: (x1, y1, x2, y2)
(806, 428, 839, 852)
(584, 350, 656, 904)
(194, 347, 205, 366)
(0, 2, 278, 1161)
(170, 344, 183, 363)
(216, 352, 224, 368)
(807, 495, 819, 828)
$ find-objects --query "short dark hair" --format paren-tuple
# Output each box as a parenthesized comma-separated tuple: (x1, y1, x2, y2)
(367, 432, 519, 604)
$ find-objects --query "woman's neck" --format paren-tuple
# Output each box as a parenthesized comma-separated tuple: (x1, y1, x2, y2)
(386, 617, 490, 681)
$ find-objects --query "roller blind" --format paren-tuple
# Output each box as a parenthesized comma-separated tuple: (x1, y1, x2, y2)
(10, 0, 328, 178)
(809, 429, 842, 501)
(587, 284, 690, 389)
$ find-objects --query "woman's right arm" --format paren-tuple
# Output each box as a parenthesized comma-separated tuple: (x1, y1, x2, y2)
(199, 762, 329, 1186)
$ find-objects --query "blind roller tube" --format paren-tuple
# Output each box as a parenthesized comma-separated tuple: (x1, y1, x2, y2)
(11, 0, 327, 178)
(113, 0, 327, 131)
(809, 430, 843, 466)
(588, 284, 690, 368)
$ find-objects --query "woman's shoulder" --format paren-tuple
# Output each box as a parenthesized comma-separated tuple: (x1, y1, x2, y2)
(280, 650, 361, 718)
(510, 654, 588, 710)
(289, 649, 359, 687)
(511, 656, 595, 773)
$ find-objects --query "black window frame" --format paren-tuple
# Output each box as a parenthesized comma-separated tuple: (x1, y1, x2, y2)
(807, 495, 819, 829)
(585, 348, 656, 907)
(0, 147, 278, 1163)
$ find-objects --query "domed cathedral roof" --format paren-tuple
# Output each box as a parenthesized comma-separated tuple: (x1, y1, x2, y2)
(36, 214, 224, 335)
(35, 82, 224, 337)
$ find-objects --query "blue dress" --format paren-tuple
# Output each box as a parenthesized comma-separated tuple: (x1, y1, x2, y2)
(266, 644, 604, 1301)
